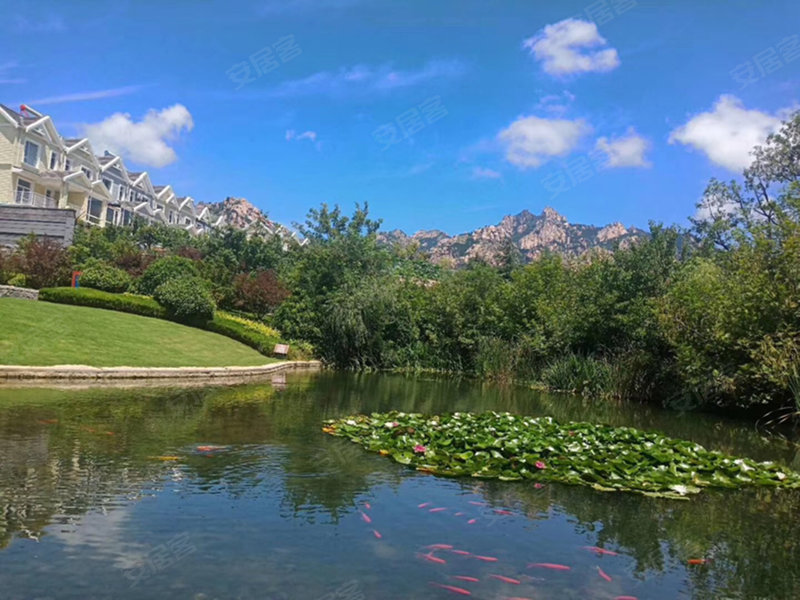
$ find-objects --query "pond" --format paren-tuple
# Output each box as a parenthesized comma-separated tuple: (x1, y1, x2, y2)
(0, 371, 798, 599)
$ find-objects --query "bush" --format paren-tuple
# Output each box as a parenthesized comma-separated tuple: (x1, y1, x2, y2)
(153, 276, 216, 324)
(80, 262, 131, 293)
(232, 270, 290, 318)
(40, 287, 166, 319)
(205, 313, 280, 355)
(7, 273, 28, 287)
(10, 235, 71, 289)
(135, 256, 200, 296)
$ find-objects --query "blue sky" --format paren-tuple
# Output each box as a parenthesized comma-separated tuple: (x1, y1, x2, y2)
(3, 0, 799, 234)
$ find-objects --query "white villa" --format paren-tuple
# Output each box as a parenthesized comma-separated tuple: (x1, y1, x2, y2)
(0, 103, 224, 233)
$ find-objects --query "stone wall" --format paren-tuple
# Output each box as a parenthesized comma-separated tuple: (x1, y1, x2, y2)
(0, 285, 39, 300)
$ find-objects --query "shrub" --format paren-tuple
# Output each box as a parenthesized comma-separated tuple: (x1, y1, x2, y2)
(540, 353, 612, 397)
(232, 270, 290, 318)
(205, 313, 280, 355)
(80, 262, 132, 293)
(39, 287, 166, 319)
(10, 235, 71, 289)
(135, 256, 200, 296)
(153, 276, 216, 324)
(7, 273, 28, 287)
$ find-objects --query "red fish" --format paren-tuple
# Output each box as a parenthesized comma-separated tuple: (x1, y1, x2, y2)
(427, 544, 454, 550)
(597, 567, 612, 582)
(451, 550, 471, 556)
(454, 512, 465, 517)
(38, 419, 58, 425)
(105, 431, 115, 436)
(360, 511, 372, 524)
(418, 502, 432, 508)
(473, 555, 498, 562)
(429, 507, 448, 513)
(468, 501, 486, 506)
(687, 558, 708, 565)
(582, 546, 619, 556)
(364, 502, 371, 510)
(614, 597, 639, 600)
(528, 563, 571, 571)
(451, 576, 479, 582)
(429, 582, 471, 596)
(489, 574, 520, 584)
(372, 529, 382, 539)
(197, 445, 223, 452)
(467, 519, 477, 525)
(419, 553, 447, 565)
(493, 509, 513, 515)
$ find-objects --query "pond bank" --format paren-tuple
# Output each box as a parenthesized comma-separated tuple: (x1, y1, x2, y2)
(0, 359, 322, 385)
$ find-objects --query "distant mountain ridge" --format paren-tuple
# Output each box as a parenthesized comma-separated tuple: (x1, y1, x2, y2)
(379, 207, 647, 266)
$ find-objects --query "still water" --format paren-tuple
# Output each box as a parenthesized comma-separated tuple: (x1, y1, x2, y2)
(0, 372, 798, 599)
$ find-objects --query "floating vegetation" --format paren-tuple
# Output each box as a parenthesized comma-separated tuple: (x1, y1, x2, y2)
(323, 412, 800, 499)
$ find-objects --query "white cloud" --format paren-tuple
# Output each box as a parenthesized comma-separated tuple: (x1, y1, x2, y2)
(523, 18, 620, 76)
(285, 129, 318, 142)
(82, 104, 194, 168)
(268, 59, 466, 98)
(669, 95, 788, 172)
(472, 166, 502, 179)
(498, 115, 591, 168)
(595, 127, 651, 168)
(535, 90, 576, 116)
(24, 85, 144, 106)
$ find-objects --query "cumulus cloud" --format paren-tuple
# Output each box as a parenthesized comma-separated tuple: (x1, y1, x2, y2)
(595, 127, 652, 168)
(268, 59, 466, 98)
(498, 115, 591, 168)
(82, 104, 194, 168)
(669, 95, 788, 172)
(472, 166, 502, 179)
(523, 18, 620, 76)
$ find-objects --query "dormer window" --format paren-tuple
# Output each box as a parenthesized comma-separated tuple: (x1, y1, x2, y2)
(23, 141, 39, 167)
(65, 158, 72, 171)
(103, 178, 112, 190)
(49, 151, 58, 170)
(82, 167, 92, 179)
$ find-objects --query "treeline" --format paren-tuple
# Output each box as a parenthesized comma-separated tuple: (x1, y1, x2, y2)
(1, 114, 799, 415)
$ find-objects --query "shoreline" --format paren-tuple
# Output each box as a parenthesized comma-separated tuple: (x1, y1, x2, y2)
(0, 360, 322, 386)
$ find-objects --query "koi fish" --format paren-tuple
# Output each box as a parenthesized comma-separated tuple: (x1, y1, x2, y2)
(37, 419, 58, 425)
(105, 431, 115, 436)
(81, 426, 96, 433)
(473, 555, 498, 562)
(582, 546, 619, 556)
(468, 501, 486, 506)
(467, 519, 477, 525)
(151, 455, 180, 461)
(451, 550, 471, 556)
(429, 582, 471, 596)
(197, 445, 224, 452)
(372, 529, 382, 539)
(597, 567, 612, 582)
(418, 502, 432, 508)
(427, 544, 454, 550)
(614, 596, 639, 600)
(419, 553, 447, 565)
(429, 507, 448, 513)
(360, 511, 372, 524)
(687, 558, 708, 565)
(489, 574, 520, 584)
(364, 502, 371, 510)
(493, 509, 513, 516)
(451, 576, 479, 582)
(454, 512, 465, 517)
(528, 563, 571, 571)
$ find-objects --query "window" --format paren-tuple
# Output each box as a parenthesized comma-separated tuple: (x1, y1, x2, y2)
(122, 209, 132, 225)
(184, 217, 192, 225)
(15, 179, 32, 204)
(103, 178, 112, 190)
(23, 141, 39, 166)
(117, 185, 126, 201)
(88, 198, 104, 224)
(106, 207, 116, 225)
(65, 158, 72, 171)
(169, 210, 174, 223)
(49, 151, 58, 170)
(81, 167, 93, 179)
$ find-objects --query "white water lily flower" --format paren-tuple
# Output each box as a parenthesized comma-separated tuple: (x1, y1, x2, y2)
(777, 472, 787, 481)
(346, 419, 357, 426)
(734, 459, 754, 472)
(670, 484, 689, 495)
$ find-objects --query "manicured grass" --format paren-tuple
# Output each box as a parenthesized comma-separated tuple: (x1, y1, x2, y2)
(0, 298, 274, 367)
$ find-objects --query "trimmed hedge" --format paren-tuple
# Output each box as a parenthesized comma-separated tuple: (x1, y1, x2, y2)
(39, 287, 167, 319)
(80, 263, 131, 293)
(206, 313, 281, 355)
(154, 276, 216, 325)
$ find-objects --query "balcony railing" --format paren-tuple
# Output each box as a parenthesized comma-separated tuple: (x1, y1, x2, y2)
(15, 190, 58, 209)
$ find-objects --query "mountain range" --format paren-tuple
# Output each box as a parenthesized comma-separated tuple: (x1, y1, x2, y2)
(379, 207, 647, 266)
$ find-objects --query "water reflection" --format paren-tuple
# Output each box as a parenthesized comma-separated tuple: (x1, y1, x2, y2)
(0, 372, 798, 599)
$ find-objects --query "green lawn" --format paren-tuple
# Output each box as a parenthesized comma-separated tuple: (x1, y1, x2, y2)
(0, 298, 274, 367)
